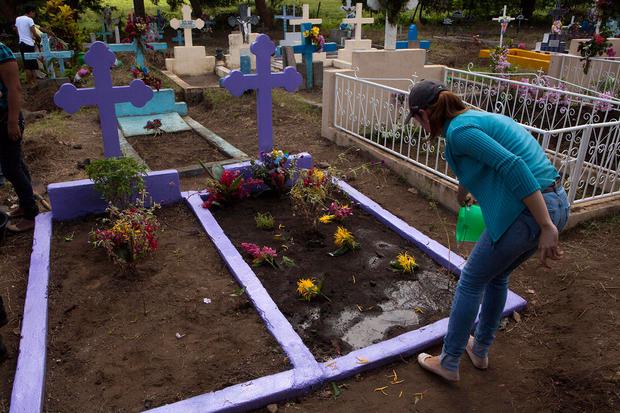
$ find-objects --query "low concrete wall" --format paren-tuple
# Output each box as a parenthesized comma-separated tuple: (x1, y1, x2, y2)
(568, 38, 620, 56)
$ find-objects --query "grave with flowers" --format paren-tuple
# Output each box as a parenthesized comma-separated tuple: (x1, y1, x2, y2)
(12, 34, 527, 413)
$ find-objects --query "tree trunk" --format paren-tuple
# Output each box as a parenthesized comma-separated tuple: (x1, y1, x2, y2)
(189, 0, 203, 17)
(255, 0, 273, 29)
(384, 16, 397, 50)
(520, 0, 536, 19)
(133, 0, 146, 17)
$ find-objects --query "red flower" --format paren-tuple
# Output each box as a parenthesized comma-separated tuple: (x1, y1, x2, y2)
(594, 34, 606, 45)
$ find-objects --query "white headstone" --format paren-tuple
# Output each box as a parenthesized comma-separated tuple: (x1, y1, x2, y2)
(342, 3, 374, 42)
(170, 4, 205, 48)
(289, 4, 322, 27)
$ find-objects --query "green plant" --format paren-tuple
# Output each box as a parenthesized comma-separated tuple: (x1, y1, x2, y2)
(39, 0, 84, 51)
(255, 212, 275, 230)
(290, 168, 335, 228)
(85, 157, 148, 208)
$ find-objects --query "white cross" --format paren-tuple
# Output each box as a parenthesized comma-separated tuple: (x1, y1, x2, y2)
(290, 4, 322, 27)
(170, 5, 204, 47)
(342, 3, 374, 41)
(562, 15, 575, 30)
(492, 5, 514, 47)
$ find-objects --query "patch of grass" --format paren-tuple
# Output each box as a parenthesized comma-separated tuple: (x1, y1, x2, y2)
(255, 212, 275, 230)
(273, 89, 321, 119)
(25, 110, 81, 139)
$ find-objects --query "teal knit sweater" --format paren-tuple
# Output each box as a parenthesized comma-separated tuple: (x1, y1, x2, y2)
(443, 110, 559, 242)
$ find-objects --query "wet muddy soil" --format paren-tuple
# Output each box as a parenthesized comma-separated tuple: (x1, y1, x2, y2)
(213, 191, 456, 361)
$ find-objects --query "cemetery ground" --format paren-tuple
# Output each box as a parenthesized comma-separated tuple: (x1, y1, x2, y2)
(0, 76, 619, 411)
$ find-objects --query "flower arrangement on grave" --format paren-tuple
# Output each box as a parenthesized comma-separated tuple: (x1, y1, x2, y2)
(144, 119, 163, 136)
(85, 157, 148, 209)
(319, 201, 353, 224)
(303, 26, 326, 51)
(297, 278, 330, 301)
(251, 148, 293, 194)
(551, 19, 562, 35)
(91, 204, 160, 268)
(240, 242, 278, 268)
(124, 14, 155, 57)
(329, 226, 360, 256)
(73, 66, 92, 86)
(290, 168, 334, 228)
(489, 44, 511, 74)
(578, 28, 613, 74)
(390, 252, 418, 273)
(202, 169, 263, 209)
(130, 65, 162, 91)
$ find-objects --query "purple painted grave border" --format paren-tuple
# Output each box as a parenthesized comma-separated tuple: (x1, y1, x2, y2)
(48, 170, 182, 221)
(10, 213, 52, 413)
(12, 163, 527, 413)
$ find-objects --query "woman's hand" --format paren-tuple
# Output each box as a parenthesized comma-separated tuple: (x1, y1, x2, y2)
(538, 223, 563, 268)
(8, 120, 22, 141)
(457, 185, 476, 206)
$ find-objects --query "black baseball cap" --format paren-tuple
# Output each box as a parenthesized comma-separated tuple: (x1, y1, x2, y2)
(404, 80, 447, 124)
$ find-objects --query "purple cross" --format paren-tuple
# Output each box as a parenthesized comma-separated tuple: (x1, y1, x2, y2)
(53, 42, 153, 158)
(221, 34, 302, 156)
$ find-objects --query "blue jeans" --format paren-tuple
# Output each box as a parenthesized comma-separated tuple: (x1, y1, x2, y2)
(440, 187, 570, 371)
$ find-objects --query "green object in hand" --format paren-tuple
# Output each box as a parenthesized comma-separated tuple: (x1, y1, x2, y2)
(456, 204, 486, 243)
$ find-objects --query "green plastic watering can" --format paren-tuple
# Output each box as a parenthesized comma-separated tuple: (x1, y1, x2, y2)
(456, 204, 485, 243)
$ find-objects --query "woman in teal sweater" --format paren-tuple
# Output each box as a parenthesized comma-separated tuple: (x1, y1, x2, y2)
(406, 80, 569, 381)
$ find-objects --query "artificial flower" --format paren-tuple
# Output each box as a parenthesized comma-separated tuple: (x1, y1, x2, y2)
(297, 278, 321, 301)
(390, 252, 418, 273)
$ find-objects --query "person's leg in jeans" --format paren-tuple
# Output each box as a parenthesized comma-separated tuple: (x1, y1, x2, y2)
(0, 117, 38, 225)
(439, 216, 539, 371)
(421, 189, 569, 377)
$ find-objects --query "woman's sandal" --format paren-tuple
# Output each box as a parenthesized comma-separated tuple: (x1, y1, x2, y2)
(465, 336, 489, 370)
(417, 353, 460, 382)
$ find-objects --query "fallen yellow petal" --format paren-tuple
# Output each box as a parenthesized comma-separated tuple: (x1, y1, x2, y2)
(399, 390, 403, 398)
(357, 304, 363, 312)
(391, 379, 405, 384)
(356, 357, 368, 364)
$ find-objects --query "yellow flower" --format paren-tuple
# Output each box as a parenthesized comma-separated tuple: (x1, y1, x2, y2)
(319, 214, 336, 224)
(297, 278, 320, 301)
(272, 149, 284, 158)
(396, 252, 417, 273)
(303, 30, 310, 37)
(311, 27, 320, 36)
(334, 226, 356, 248)
(313, 169, 325, 182)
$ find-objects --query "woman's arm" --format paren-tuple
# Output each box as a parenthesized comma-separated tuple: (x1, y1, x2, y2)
(522, 191, 562, 268)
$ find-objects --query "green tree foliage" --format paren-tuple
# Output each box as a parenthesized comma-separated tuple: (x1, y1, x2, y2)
(38, 0, 84, 50)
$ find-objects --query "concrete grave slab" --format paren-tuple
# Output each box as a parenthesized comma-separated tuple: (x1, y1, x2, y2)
(117, 112, 192, 136)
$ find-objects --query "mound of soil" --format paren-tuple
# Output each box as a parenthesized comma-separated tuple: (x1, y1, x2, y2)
(46, 204, 288, 411)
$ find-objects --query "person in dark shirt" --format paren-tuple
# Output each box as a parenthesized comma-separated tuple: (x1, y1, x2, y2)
(0, 41, 38, 232)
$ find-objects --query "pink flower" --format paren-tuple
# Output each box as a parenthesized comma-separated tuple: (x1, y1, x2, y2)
(594, 34, 606, 45)
(606, 47, 616, 57)
(260, 246, 277, 258)
(241, 242, 261, 257)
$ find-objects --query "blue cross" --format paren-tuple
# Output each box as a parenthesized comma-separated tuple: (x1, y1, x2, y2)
(172, 30, 184, 46)
(97, 17, 112, 42)
(23, 34, 73, 79)
(274, 5, 298, 33)
(292, 23, 337, 89)
(104, 39, 168, 67)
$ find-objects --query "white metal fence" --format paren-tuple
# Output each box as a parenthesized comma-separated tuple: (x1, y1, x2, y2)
(333, 71, 620, 206)
(555, 54, 620, 97)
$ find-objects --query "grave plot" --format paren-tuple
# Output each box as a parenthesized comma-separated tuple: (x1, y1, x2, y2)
(45, 203, 289, 411)
(212, 188, 456, 360)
